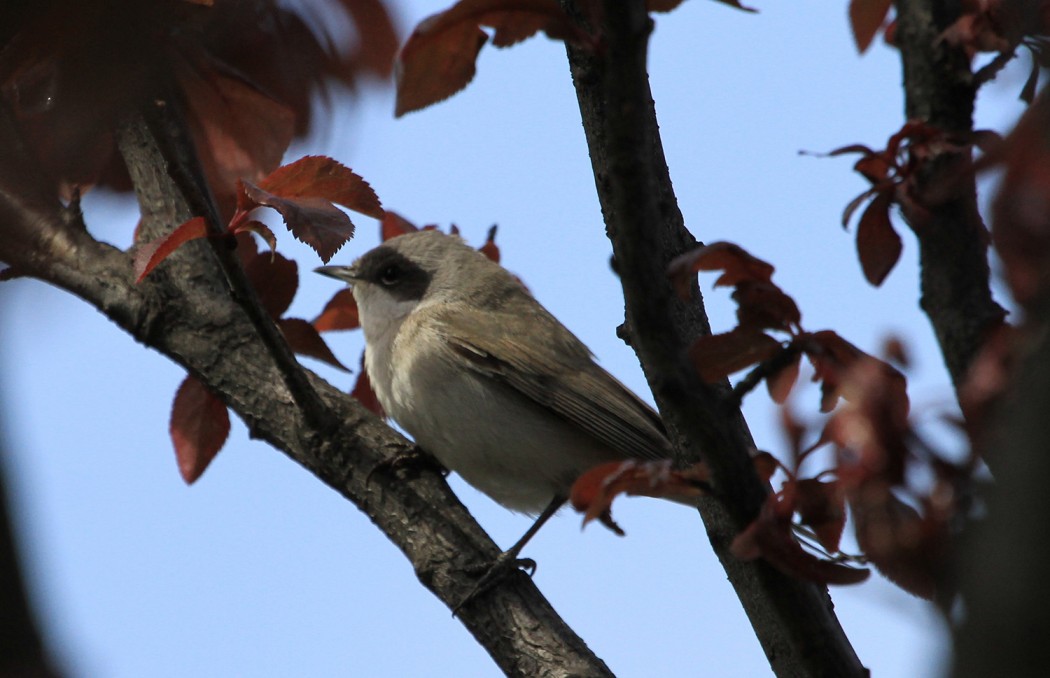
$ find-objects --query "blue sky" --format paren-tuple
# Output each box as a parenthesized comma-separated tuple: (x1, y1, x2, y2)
(1, 1, 1026, 675)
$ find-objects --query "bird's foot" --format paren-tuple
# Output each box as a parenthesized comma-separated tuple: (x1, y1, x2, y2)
(453, 552, 538, 615)
(366, 446, 447, 485)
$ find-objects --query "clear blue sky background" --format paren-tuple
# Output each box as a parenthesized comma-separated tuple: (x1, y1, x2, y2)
(0, 1, 1025, 676)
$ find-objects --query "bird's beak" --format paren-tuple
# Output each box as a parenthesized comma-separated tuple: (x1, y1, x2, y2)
(315, 265, 360, 284)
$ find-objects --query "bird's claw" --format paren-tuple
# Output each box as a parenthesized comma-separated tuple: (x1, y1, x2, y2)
(366, 446, 447, 486)
(453, 553, 538, 615)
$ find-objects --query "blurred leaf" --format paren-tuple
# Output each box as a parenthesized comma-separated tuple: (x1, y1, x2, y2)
(571, 460, 710, 534)
(856, 190, 901, 286)
(243, 250, 298, 319)
(688, 328, 782, 381)
(314, 288, 360, 332)
(731, 493, 870, 585)
(667, 241, 775, 299)
(849, 0, 892, 53)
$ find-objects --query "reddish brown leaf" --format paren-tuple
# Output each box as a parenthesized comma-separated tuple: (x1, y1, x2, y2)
(849, 0, 893, 53)
(278, 318, 349, 371)
(337, 0, 400, 78)
(134, 216, 210, 283)
(828, 143, 877, 157)
(731, 494, 870, 586)
(779, 407, 807, 461)
(482, 3, 585, 47)
(710, 0, 758, 11)
(571, 460, 710, 532)
(233, 231, 260, 267)
(352, 357, 386, 417)
(479, 224, 501, 262)
(256, 156, 383, 219)
(381, 211, 419, 240)
(841, 189, 876, 229)
(170, 375, 230, 484)
(793, 478, 847, 553)
(851, 487, 947, 600)
(958, 324, 1015, 432)
(395, 0, 589, 116)
(881, 335, 910, 367)
(856, 191, 901, 286)
(243, 250, 298, 319)
(854, 154, 894, 183)
(733, 280, 802, 333)
(667, 241, 775, 299)
(230, 219, 277, 256)
(395, 6, 488, 117)
(651, 0, 756, 12)
(752, 451, 781, 484)
(991, 92, 1050, 306)
(766, 352, 801, 403)
(802, 330, 909, 416)
(314, 289, 361, 332)
(688, 328, 782, 382)
(178, 53, 296, 213)
(647, 0, 687, 10)
(239, 180, 354, 263)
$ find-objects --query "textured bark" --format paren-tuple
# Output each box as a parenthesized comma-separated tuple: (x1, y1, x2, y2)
(894, 0, 1006, 396)
(0, 101, 612, 677)
(561, 1, 867, 676)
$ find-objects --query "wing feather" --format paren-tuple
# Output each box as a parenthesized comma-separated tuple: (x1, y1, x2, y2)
(432, 304, 673, 462)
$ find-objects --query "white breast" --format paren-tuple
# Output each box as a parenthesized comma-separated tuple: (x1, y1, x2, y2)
(366, 313, 618, 515)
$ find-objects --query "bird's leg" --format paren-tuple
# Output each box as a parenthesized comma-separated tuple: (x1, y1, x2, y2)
(454, 495, 566, 613)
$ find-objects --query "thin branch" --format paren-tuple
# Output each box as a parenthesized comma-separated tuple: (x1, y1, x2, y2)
(562, 1, 867, 675)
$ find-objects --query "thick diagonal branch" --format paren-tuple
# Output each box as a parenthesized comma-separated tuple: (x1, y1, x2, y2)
(563, 1, 866, 676)
(0, 104, 611, 678)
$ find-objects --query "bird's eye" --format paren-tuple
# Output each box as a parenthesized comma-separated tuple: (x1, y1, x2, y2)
(378, 265, 401, 286)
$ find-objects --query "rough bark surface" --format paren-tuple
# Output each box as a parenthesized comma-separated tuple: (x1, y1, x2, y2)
(894, 0, 1006, 395)
(0, 101, 613, 678)
(562, 1, 867, 676)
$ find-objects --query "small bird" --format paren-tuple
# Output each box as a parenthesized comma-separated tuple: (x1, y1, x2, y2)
(316, 230, 674, 588)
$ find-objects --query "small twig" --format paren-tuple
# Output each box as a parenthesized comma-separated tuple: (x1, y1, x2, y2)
(729, 343, 802, 409)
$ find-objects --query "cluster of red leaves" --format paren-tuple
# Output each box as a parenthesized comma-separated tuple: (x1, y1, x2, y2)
(312, 213, 503, 417)
(0, 0, 396, 203)
(826, 121, 994, 286)
(135, 155, 382, 281)
(394, 0, 755, 116)
(570, 459, 710, 536)
(663, 241, 963, 597)
(170, 231, 351, 483)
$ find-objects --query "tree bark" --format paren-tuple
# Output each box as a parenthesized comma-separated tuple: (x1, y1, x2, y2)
(562, 1, 867, 676)
(894, 0, 1006, 397)
(0, 99, 613, 678)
